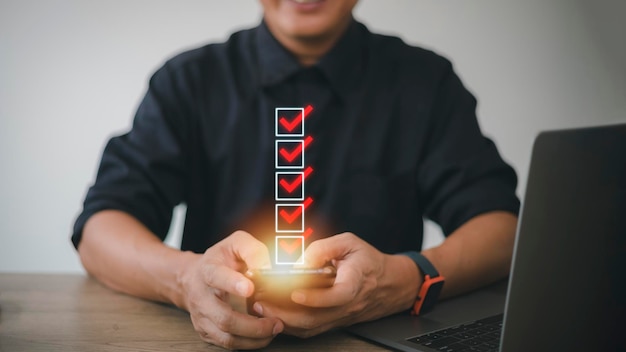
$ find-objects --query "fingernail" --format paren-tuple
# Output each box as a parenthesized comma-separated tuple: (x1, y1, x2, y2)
(273, 321, 283, 336)
(253, 302, 263, 315)
(292, 291, 306, 304)
(235, 280, 249, 296)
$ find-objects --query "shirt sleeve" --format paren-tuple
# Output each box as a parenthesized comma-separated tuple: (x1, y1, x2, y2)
(71, 63, 191, 249)
(417, 62, 520, 236)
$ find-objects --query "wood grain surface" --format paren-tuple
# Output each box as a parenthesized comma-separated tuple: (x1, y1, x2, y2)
(0, 274, 389, 351)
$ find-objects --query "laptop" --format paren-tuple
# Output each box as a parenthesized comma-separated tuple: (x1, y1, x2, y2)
(347, 124, 626, 352)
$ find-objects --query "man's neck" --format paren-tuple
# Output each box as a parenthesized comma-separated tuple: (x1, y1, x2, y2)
(265, 19, 352, 67)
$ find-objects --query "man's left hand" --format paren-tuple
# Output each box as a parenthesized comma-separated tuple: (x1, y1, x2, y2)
(251, 232, 421, 338)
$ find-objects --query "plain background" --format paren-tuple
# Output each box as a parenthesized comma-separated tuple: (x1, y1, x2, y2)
(1, 0, 624, 273)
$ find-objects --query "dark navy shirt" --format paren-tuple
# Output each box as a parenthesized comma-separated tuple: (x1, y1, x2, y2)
(72, 20, 519, 254)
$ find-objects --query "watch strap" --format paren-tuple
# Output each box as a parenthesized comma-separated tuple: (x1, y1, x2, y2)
(399, 251, 445, 315)
(400, 250, 440, 278)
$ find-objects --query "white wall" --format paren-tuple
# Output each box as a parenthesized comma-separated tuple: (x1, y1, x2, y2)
(1, 0, 624, 272)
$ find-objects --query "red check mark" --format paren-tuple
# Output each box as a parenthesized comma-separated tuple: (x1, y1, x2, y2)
(279, 238, 302, 255)
(279, 166, 313, 193)
(279, 105, 313, 132)
(279, 136, 313, 162)
(278, 197, 313, 223)
(278, 227, 313, 254)
(302, 227, 313, 239)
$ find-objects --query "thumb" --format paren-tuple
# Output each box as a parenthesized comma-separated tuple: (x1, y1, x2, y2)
(227, 231, 272, 270)
(298, 233, 353, 268)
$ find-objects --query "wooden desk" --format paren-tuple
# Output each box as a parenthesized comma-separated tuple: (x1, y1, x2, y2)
(0, 274, 389, 351)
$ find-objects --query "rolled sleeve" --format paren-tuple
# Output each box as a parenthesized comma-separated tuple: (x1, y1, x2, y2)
(72, 63, 191, 249)
(417, 63, 520, 235)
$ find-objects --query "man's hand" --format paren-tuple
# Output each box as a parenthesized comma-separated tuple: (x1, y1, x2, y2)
(80, 212, 284, 350)
(251, 232, 420, 338)
(248, 212, 517, 338)
(178, 230, 284, 349)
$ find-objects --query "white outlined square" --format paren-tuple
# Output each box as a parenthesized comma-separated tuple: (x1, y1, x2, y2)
(275, 203, 305, 233)
(275, 171, 305, 201)
(275, 235, 305, 265)
(275, 107, 305, 137)
(275, 140, 304, 169)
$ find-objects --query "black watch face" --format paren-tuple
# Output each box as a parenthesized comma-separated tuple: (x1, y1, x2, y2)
(422, 281, 445, 313)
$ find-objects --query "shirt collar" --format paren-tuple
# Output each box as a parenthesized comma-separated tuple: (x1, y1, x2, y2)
(255, 21, 302, 87)
(255, 19, 369, 101)
(316, 19, 368, 101)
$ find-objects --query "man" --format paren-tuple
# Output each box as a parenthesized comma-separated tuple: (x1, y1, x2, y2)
(73, 0, 519, 350)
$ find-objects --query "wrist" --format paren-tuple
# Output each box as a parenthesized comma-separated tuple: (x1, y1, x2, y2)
(173, 250, 202, 311)
(383, 254, 423, 313)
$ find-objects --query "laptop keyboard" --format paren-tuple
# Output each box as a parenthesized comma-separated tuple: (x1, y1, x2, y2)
(407, 314, 503, 352)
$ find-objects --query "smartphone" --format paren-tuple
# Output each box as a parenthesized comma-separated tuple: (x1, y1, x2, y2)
(246, 266, 336, 292)
(245, 266, 336, 314)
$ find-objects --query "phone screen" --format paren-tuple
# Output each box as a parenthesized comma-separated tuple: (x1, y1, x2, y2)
(246, 266, 336, 291)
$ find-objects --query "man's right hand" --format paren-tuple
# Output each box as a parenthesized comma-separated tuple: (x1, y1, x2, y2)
(80, 212, 283, 350)
(178, 230, 284, 349)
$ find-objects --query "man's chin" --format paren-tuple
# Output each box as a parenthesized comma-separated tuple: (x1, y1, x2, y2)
(284, 21, 341, 43)
(290, 31, 333, 44)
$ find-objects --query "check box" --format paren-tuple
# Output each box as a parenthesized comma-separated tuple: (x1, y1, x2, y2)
(275, 204, 305, 233)
(276, 172, 305, 201)
(276, 140, 304, 169)
(276, 107, 305, 137)
(275, 235, 305, 265)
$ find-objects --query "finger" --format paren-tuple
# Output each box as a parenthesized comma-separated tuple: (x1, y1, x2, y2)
(191, 290, 284, 342)
(253, 301, 345, 337)
(291, 264, 362, 307)
(202, 299, 284, 339)
(228, 230, 272, 270)
(195, 315, 279, 350)
(202, 263, 255, 297)
(299, 233, 355, 268)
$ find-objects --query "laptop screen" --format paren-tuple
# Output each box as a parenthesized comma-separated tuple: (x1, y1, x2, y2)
(500, 124, 626, 352)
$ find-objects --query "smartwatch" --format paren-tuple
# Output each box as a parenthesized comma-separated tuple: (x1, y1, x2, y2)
(400, 251, 445, 315)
